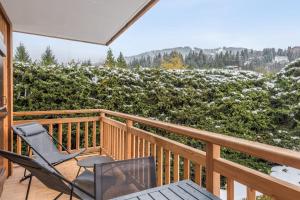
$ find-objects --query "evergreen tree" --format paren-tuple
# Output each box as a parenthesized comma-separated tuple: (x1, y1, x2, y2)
(82, 59, 92, 66)
(104, 48, 116, 68)
(116, 52, 127, 68)
(40, 46, 57, 65)
(153, 53, 162, 67)
(14, 43, 31, 63)
(287, 47, 293, 61)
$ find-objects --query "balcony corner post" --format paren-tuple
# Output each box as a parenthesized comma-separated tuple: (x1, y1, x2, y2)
(125, 119, 133, 159)
(99, 112, 105, 155)
(206, 142, 220, 197)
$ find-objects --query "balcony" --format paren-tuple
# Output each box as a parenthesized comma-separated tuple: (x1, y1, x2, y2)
(1, 109, 300, 200)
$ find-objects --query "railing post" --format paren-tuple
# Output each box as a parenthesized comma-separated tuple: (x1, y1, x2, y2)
(206, 142, 220, 196)
(247, 187, 256, 200)
(227, 177, 234, 200)
(125, 119, 133, 159)
(100, 113, 105, 155)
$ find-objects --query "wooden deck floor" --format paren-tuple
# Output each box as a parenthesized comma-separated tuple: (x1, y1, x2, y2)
(1, 155, 98, 200)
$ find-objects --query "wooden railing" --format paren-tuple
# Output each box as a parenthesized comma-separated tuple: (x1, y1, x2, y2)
(13, 109, 102, 155)
(13, 109, 300, 200)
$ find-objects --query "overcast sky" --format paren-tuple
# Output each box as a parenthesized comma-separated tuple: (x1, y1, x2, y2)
(13, 0, 300, 63)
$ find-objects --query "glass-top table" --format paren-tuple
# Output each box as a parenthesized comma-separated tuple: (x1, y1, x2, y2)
(77, 155, 114, 168)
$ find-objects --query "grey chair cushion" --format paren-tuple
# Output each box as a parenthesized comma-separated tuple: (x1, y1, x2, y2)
(18, 123, 46, 136)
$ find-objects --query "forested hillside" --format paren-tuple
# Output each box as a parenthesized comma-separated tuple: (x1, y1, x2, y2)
(128, 46, 300, 73)
(13, 60, 300, 172)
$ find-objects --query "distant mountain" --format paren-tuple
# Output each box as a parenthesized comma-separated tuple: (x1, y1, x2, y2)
(126, 46, 249, 62)
(126, 47, 193, 63)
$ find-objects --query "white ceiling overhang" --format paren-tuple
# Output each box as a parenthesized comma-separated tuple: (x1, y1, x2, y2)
(0, 0, 158, 45)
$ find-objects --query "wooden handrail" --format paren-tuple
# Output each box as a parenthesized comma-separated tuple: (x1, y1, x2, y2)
(99, 109, 300, 169)
(13, 116, 101, 125)
(13, 109, 102, 117)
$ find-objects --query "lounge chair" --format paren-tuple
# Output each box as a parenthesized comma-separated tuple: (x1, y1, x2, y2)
(0, 150, 94, 200)
(0, 150, 156, 200)
(12, 122, 85, 183)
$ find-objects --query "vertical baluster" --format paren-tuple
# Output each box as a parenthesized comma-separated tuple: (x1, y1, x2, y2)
(115, 127, 118, 159)
(247, 187, 256, 200)
(100, 113, 105, 154)
(92, 120, 96, 148)
(151, 143, 156, 162)
(105, 123, 108, 152)
(227, 178, 234, 200)
(107, 125, 110, 155)
(48, 124, 53, 136)
(103, 123, 106, 152)
(109, 125, 112, 155)
(67, 123, 71, 150)
(131, 134, 136, 158)
(113, 126, 116, 158)
(139, 139, 145, 157)
(145, 141, 150, 156)
(165, 149, 171, 184)
(84, 121, 88, 148)
(116, 127, 119, 159)
(184, 158, 190, 179)
(17, 136, 22, 155)
(135, 136, 141, 158)
(76, 122, 80, 150)
(195, 164, 202, 186)
(10, 130, 14, 153)
(118, 129, 122, 160)
(111, 125, 114, 156)
(121, 130, 125, 160)
(58, 123, 62, 151)
(174, 153, 180, 182)
(28, 146, 32, 158)
(156, 146, 163, 186)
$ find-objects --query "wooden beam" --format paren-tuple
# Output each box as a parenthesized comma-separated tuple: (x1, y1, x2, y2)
(105, 0, 159, 45)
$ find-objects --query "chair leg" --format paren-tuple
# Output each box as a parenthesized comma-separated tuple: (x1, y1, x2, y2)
(70, 187, 73, 200)
(20, 174, 31, 183)
(76, 166, 81, 177)
(25, 176, 32, 200)
(53, 192, 63, 200)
